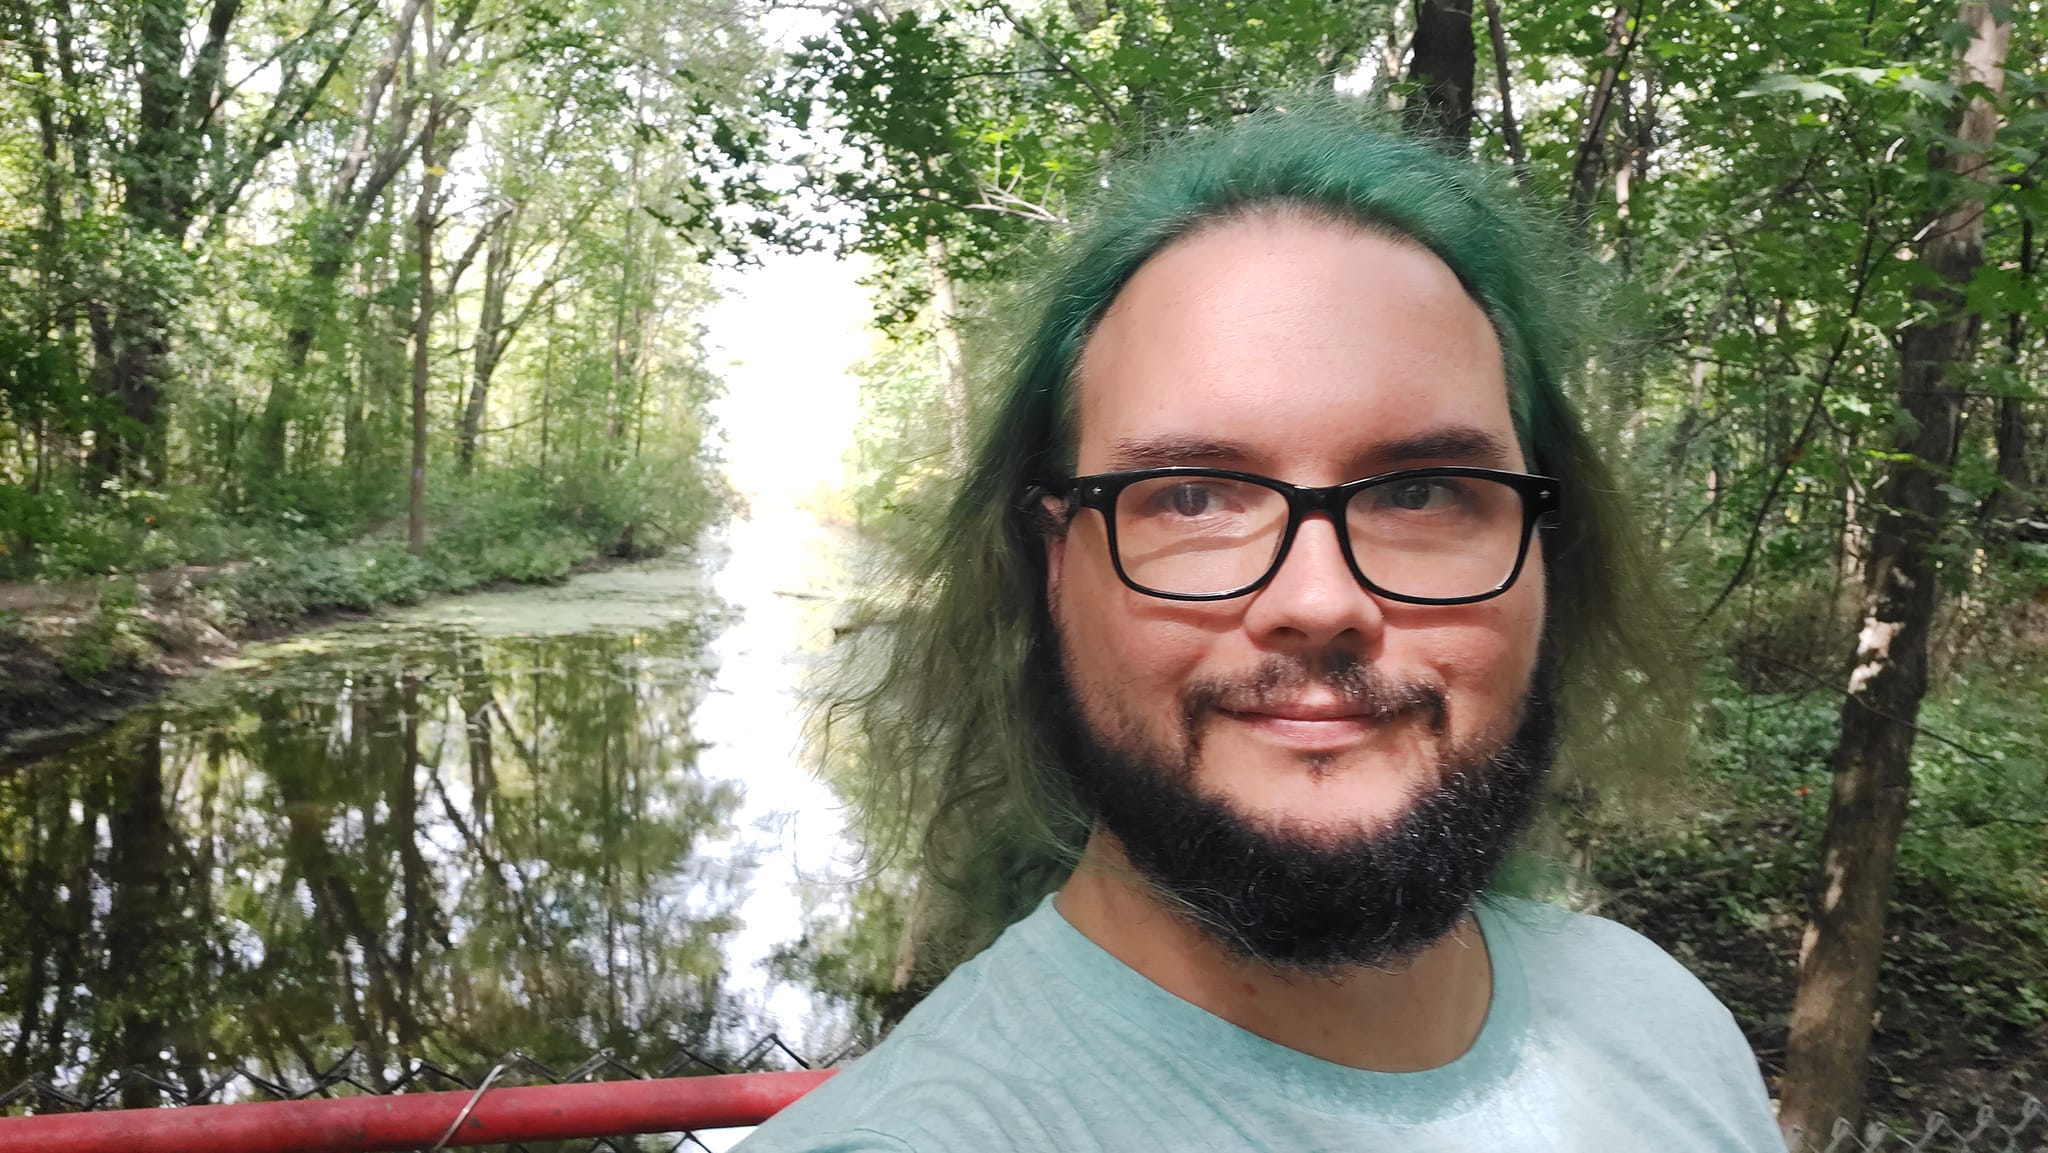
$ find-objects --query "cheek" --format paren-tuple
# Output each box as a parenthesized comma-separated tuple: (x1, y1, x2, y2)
(1054, 524, 1217, 729)
(1426, 581, 1545, 744)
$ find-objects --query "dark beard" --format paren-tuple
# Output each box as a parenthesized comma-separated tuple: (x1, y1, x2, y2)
(1055, 648, 1558, 973)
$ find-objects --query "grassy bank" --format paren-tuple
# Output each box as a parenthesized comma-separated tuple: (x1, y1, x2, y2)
(0, 459, 727, 758)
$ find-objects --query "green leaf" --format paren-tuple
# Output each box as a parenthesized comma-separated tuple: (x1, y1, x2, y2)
(1896, 74, 1962, 103)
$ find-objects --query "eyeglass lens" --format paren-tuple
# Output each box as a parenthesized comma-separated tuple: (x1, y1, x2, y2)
(1112, 473, 1528, 599)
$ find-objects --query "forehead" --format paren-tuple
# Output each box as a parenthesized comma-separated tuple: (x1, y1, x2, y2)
(1069, 214, 1518, 477)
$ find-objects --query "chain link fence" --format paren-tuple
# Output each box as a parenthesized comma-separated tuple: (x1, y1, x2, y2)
(1793, 1097, 2047, 1153)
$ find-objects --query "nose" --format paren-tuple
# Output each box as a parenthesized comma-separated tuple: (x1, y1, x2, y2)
(1240, 512, 1386, 652)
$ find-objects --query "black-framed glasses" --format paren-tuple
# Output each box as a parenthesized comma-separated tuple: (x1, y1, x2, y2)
(1048, 466, 1560, 604)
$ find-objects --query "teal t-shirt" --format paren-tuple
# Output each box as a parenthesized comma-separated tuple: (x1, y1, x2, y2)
(738, 896, 1783, 1152)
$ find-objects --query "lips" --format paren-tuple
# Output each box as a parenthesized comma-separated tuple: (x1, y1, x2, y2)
(1214, 697, 1409, 754)
(1188, 661, 1449, 749)
(1230, 701, 1376, 722)
(1216, 691, 1412, 725)
(1216, 713, 1371, 754)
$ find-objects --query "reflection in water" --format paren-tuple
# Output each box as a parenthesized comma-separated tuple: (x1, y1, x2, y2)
(0, 608, 769, 1104)
(1, 253, 880, 1132)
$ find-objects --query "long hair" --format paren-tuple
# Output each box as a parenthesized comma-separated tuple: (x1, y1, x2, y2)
(817, 98, 1679, 975)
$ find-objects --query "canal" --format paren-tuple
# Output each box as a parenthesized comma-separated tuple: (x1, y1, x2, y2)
(0, 251, 880, 1145)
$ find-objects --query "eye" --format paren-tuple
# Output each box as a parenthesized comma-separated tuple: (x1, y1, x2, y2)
(1382, 479, 1448, 511)
(1167, 483, 1217, 517)
(1129, 478, 1247, 520)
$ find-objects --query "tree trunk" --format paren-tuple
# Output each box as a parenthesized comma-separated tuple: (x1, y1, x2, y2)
(408, 26, 442, 556)
(606, 91, 647, 462)
(20, 7, 68, 328)
(88, 308, 172, 485)
(89, 0, 237, 485)
(926, 233, 971, 468)
(459, 213, 514, 474)
(92, 0, 345, 487)
(1776, 4, 2011, 1143)
(1480, 0, 1530, 187)
(1567, 2, 1637, 233)
(1614, 75, 1656, 274)
(539, 298, 556, 473)
(258, 0, 430, 476)
(1404, 0, 1476, 149)
(1980, 215, 2033, 528)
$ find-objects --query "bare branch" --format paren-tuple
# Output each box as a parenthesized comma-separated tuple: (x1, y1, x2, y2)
(201, 5, 371, 237)
(441, 205, 512, 301)
(1482, 0, 1530, 189)
(1566, 0, 1650, 231)
(1692, 214, 1887, 630)
(988, 0, 1123, 129)
(968, 179, 1066, 224)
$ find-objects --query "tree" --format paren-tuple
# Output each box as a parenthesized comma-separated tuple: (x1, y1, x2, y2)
(1404, 0, 1476, 147)
(1776, 2, 2015, 1140)
(256, 0, 439, 479)
(81, 0, 358, 483)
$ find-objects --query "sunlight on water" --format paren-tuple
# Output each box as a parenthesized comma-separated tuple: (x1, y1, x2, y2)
(693, 249, 874, 1146)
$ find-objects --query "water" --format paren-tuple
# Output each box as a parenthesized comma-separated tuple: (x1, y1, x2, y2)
(0, 252, 882, 1142)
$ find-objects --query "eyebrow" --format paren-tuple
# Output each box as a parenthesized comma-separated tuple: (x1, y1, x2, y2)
(1102, 425, 1518, 474)
(1103, 434, 1249, 470)
(1370, 427, 1519, 468)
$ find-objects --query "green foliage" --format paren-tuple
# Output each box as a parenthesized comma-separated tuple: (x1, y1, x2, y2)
(215, 457, 727, 629)
(0, 483, 291, 582)
(0, 0, 750, 622)
(1589, 646, 2048, 1116)
(57, 583, 153, 683)
(776, 0, 1388, 326)
(843, 330, 952, 543)
(222, 540, 437, 626)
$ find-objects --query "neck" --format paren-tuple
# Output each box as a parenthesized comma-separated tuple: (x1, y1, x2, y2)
(1053, 830, 1493, 1072)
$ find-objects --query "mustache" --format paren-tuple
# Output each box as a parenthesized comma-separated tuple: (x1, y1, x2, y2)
(1182, 654, 1448, 734)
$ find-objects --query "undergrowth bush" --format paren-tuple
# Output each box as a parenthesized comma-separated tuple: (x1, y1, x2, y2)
(1584, 645, 2048, 1117)
(221, 541, 436, 628)
(0, 483, 294, 581)
(54, 582, 157, 683)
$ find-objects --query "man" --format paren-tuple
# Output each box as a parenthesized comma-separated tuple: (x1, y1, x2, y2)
(741, 104, 1783, 1151)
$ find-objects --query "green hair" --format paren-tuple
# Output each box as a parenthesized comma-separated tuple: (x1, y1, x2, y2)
(820, 98, 1680, 979)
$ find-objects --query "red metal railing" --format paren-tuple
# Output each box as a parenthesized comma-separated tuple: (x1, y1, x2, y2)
(0, 1068, 833, 1153)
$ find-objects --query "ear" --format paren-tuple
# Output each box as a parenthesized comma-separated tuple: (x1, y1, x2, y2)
(1040, 493, 1069, 616)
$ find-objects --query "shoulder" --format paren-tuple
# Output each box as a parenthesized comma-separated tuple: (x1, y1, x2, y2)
(735, 939, 1063, 1153)
(1485, 897, 1765, 1077)
(731, 1123, 918, 1153)
(1487, 896, 1731, 1019)
(1486, 897, 1780, 1143)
